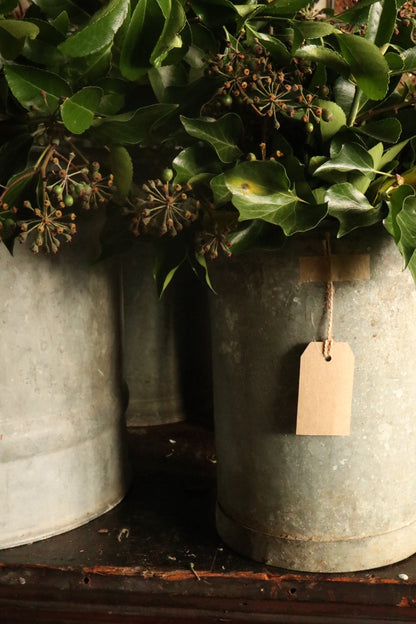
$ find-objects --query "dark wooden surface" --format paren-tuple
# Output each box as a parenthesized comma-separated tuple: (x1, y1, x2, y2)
(2, 424, 416, 623)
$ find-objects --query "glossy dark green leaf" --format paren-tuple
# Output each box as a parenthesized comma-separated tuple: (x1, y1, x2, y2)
(91, 104, 178, 144)
(384, 183, 414, 244)
(314, 142, 375, 178)
(294, 20, 336, 40)
(173, 144, 221, 185)
(394, 193, 416, 272)
(262, 0, 313, 17)
(120, 0, 164, 80)
(0, 133, 32, 185)
(356, 117, 402, 143)
(0, 19, 39, 39)
(148, 65, 188, 103)
(108, 145, 133, 200)
(51, 11, 70, 35)
(188, 0, 237, 27)
(150, 0, 186, 68)
(335, 32, 389, 100)
(210, 172, 232, 206)
(325, 182, 384, 236)
(0, 25, 23, 59)
(31, 0, 90, 20)
(0, 0, 20, 12)
(95, 78, 126, 115)
(245, 25, 291, 65)
(4, 64, 71, 113)
(333, 75, 366, 117)
(2, 167, 36, 209)
(58, 0, 128, 57)
(334, 0, 377, 24)
(67, 45, 112, 84)
(180, 114, 243, 163)
(365, 0, 396, 47)
(295, 44, 349, 76)
(401, 48, 416, 72)
(227, 220, 275, 255)
(316, 99, 347, 142)
(385, 51, 403, 73)
(60, 86, 102, 134)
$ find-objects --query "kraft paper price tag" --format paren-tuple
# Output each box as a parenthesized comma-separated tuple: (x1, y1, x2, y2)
(296, 342, 354, 436)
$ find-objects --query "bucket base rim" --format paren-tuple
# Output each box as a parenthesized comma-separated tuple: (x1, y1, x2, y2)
(0, 485, 129, 551)
(216, 502, 416, 573)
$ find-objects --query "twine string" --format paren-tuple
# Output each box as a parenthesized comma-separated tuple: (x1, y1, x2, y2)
(323, 235, 334, 360)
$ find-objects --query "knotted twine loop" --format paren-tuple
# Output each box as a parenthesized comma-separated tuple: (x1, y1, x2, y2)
(323, 234, 334, 360)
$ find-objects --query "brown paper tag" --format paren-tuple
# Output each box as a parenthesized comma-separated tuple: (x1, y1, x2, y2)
(296, 342, 354, 436)
(299, 254, 370, 283)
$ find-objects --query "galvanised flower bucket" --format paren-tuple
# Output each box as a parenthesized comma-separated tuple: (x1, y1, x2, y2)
(209, 226, 416, 572)
(122, 243, 212, 426)
(0, 222, 128, 549)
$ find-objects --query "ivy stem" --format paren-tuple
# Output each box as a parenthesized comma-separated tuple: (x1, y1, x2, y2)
(348, 86, 362, 127)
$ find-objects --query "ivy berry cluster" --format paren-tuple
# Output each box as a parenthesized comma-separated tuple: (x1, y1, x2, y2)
(203, 37, 333, 134)
(0, 142, 114, 255)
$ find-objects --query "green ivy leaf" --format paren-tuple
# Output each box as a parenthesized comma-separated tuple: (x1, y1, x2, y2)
(210, 172, 232, 206)
(335, 31, 389, 100)
(224, 160, 327, 236)
(325, 182, 385, 236)
(58, 0, 128, 57)
(60, 86, 102, 134)
(227, 220, 284, 255)
(173, 144, 221, 185)
(92, 103, 178, 144)
(180, 114, 243, 163)
(384, 183, 414, 244)
(4, 64, 71, 114)
(314, 142, 375, 178)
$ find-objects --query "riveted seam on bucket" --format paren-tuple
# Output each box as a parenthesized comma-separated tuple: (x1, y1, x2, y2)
(217, 502, 416, 544)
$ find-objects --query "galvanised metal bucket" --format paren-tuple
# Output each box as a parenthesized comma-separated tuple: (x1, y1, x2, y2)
(0, 222, 128, 549)
(122, 243, 212, 426)
(209, 226, 416, 572)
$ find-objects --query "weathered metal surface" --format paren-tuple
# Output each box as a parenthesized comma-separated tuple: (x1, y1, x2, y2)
(1, 427, 416, 622)
(209, 226, 416, 572)
(0, 221, 128, 549)
(122, 244, 212, 426)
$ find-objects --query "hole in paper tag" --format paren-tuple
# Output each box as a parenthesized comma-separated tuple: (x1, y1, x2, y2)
(296, 342, 354, 436)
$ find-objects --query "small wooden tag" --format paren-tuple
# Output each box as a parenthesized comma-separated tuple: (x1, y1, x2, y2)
(296, 342, 354, 436)
(299, 254, 370, 283)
